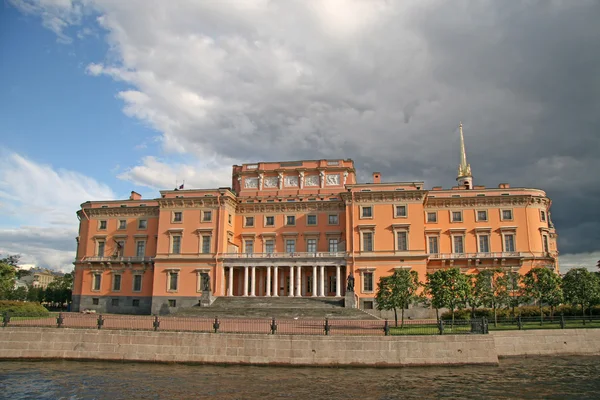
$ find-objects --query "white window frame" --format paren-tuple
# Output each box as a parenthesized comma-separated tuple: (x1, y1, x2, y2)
(306, 214, 318, 226)
(264, 239, 275, 253)
(328, 238, 339, 253)
(98, 220, 107, 230)
(244, 239, 255, 254)
(285, 239, 296, 253)
(132, 274, 143, 292)
(244, 216, 255, 227)
(360, 205, 373, 219)
(451, 234, 465, 254)
(138, 219, 147, 230)
(306, 237, 317, 253)
(394, 204, 408, 218)
(286, 215, 296, 226)
(112, 273, 122, 292)
(264, 215, 275, 227)
(501, 209, 514, 221)
(451, 210, 463, 223)
(328, 214, 339, 225)
(201, 235, 212, 254)
(476, 210, 488, 222)
(361, 270, 375, 293)
(171, 234, 182, 254)
(172, 211, 183, 223)
(361, 231, 374, 252)
(427, 235, 439, 255)
(426, 212, 437, 223)
(135, 240, 146, 257)
(92, 272, 102, 292)
(118, 220, 127, 230)
(96, 240, 105, 257)
(477, 233, 490, 253)
(166, 269, 180, 292)
(502, 231, 516, 252)
(542, 234, 549, 253)
(540, 210, 546, 222)
(202, 210, 213, 222)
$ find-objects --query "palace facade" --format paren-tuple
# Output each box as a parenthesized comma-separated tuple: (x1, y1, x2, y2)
(72, 124, 558, 314)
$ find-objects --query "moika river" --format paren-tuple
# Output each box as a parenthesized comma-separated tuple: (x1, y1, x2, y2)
(2, 356, 599, 399)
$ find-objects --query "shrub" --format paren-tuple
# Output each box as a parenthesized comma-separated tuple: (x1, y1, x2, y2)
(0, 301, 49, 317)
(440, 305, 600, 320)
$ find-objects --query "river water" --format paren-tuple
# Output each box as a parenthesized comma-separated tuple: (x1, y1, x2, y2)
(1, 356, 599, 399)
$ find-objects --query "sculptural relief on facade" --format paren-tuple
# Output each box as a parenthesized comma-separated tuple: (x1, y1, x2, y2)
(277, 172, 284, 189)
(244, 177, 259, 189)
(284, 176, 299, 187)
(299, 171, 305, 189)
(263, 176, 278, 188)
(326, 174, 340, 186)
(305, 175, 319, 187)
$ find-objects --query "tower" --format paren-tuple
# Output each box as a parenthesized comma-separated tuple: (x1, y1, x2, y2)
(456, 122, 473, 189)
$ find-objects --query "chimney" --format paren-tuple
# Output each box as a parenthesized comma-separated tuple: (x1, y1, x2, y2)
(129, 191, 142, 201)
(373, 172, 381, 184)
(498, 183, 510, 189)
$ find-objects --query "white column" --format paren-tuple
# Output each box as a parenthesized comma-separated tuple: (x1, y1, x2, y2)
(228, 266, 234, 296)
(312, 266, 317, 297)
(266, 266, 271, 297)
(336, 265, 341, 297)
(258, 268, 264, 296)
(251, 266, 256, 296)
(243, 266, 249, 296)
(296, 265, 302, 297)
(273, 266, 279, 297)
(319, 266, 325, 297)
(288, 266, 294, 297)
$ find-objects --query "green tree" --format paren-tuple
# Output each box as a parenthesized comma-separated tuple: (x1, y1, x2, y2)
(0, 258, 18, 300)
(425, 268, 470, 324)
(26, 286, 45, 302)
(46, 272, 74, 306)
(506, 271, 522, 316)
(473, 269, 510, 326)
(9, 286, 28, 301)
(424, 269, 448, 321)
(375, 269, 420, 327)
(562, 268, 600, 318)
(522, 267, 563, 323)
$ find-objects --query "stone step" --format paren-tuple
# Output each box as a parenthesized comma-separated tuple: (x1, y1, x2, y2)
(173, 306, 377, 320)
(210, 296, 345, 309)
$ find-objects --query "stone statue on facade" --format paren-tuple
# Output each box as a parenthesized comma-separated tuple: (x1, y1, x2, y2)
(346, 274, 355, 292)
(202, 273, 210, 292)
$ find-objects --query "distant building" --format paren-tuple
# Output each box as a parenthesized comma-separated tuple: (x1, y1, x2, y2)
(72, 123, 558, 314)
(21, 269, 56, 289)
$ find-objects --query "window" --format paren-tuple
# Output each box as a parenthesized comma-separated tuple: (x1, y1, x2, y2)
(201, 236, 211, 254)
(477, 210, 488, 221)
(173, 212, 182, 222)
(245, 240, 254, 254)
(168, 272, 179, 291)
(228, 214, 232, 224)
(328, 214, 339, 225)
(116, 240, 125, 257)
(136, 240, 146, 257)
(97, 241, 105, 257)
(329, 238, 339, 253)
(111, 298, 119, 307)
(307, 238, 317, 252)
(168, 299, 177, 307)
(363, 300, 374, 310)
(541, 210, 546, 222)
(453, 236, 464, 253)
(329, 275, 336, 293)
(502, 209, 513, 220)
(132, 299, 140, 307)
(362, 206, 372, 218)
(112, 274, 122, 291)
(396, 231, 408, 251)
(285, 239, 296, 253)
(543, 235, 549, 253)
(93, 273, 102, 291)
(363, 272, 374, 292)
(428, 236, 439, 254)
(245, 216, 254, 227)
(133, 274, 142, 292)
(118, 220, 127, 230)
(451, 211, 463, 222)
(138, 219, 147, 229)
(99, 220, 107, 230)
(286, 215, 296, 226)
(265, 216, 275, 226)
(92, 298, 99, 305)
(172, 236, 181, 254)
(307, 215, 317, 225)
(203, 211, 212, 222)
(504, 234, 515, 252)
(362, 232, 373, 252)
(427, 212, 437, 223)
(395, 205, 407, 217)
(265, 239, 274, 253)
(478, 235, 490, 253)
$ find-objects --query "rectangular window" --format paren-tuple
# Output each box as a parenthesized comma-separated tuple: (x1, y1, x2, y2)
(477, 210, 488, 221)
(172, 236, 181, 254)
(478, 235, 490, 253)
(228, 214, 232, 224)
(92, 298, 99, 305)
(201, 236, 211, 254)
(168, 299, 176, 307)
(173, 211, 182, 222)
(397, 231, 408, 251)
(427, 212, 437, 223)
(428, 237, 439, 254)
(363, 272, 374, 292)
(452, 211, 463, 222)
(541, 210, 546, 222)
(265, 216, 275, 226)
(265, 239, 274, 253)
(138, 219, 147, 229)
(328, 214, 339, 225)
(285, 239, 296, 253)
(362, 206, 372, 218)
(543, 235, 549, 253)
(118, 220, 127, 230)
(307, 215, 317, 225)
(136, 240, 146, 257)
(97, 241, 105, 257)
(395, 205, 407, 217)
(116, 240, 125, 257)
(453, 236, 464, 253)
(111, 299, 119, 307)
(203, 211, 212, 222)
(363, 232, 373, 252)
(286, 215, 296, 226)
(132, 299, 140, 307)
(245, 216, 254, 227)
(133, 274, 142, 292)
(329, 275, 336, 293)
(93, 273, 102, 291)
(307, 239, 317, 252)
(113, 274, 122, 291)
(363, 300, 374, 310)
(168, 272, 179, 291)
(245, 240, 254, 254)
(99, 220, 107, 230)
(502, 209, 513, 220)
(504, 234, 515, 252)
(329, 238, 339, 253)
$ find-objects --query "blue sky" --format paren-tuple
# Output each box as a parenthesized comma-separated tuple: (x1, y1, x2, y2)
(0, 0, 599, 272)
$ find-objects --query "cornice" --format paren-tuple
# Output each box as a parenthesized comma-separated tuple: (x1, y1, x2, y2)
(424, 195, 549, 209)
(81, 206, 159, 218)
(236, 201, 345, 214)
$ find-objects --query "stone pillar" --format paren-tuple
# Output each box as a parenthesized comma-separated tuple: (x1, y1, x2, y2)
(336, 265, 341, 297)
(296, 265, 302, 297)
(273, 266, 279, 297)
(288, 266, 294, 297)
(243, 266, 249, 297)
(228, 266, 234, 296)
(250, 266, 256, 296)
(266, 266, 271, 297)
(258, 268, 264, 296)
(312, 266, 318, 297)
(319, 265, 325, 297)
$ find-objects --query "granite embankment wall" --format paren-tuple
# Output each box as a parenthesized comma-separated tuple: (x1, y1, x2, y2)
(1, 328, 599, 366)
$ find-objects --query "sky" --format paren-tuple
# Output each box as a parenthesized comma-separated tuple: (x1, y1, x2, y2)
(0, 0, 598, 273)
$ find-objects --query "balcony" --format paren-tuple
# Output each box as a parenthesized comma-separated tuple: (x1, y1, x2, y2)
(82, 256, 154, 263)
(428, 252, 522, 260)
(221, 252, 348, 265)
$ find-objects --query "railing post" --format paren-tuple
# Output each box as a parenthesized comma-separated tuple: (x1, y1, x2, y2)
(2, 312, 10, 327)
(270, 317, 277, 335)
(438, 319, 444, 335)
(153, 315, 160, 331)
(324, 318, 330, 336)
(482, 317, 489, 334)
(560, 313, 565, 329)
(517, 315, 522, 330)
(97, 314, 104, 330)
(56, 312, 64, 328)
(384, 319, 390, 336)
(213, 317, 220, 333)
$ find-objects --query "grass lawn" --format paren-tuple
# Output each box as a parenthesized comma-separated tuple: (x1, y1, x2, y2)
(389, 323, 472, 335)
(7, 313, 58, 321)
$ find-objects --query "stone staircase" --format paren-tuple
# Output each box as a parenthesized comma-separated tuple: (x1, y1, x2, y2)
(173, 296, 378, 320)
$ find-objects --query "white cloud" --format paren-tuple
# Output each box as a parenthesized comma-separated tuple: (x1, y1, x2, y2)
(559, 252, 600, 275)
(8, 0, 85, 43)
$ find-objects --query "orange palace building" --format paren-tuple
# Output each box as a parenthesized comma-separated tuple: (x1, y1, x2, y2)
(72, 124, 559, 314)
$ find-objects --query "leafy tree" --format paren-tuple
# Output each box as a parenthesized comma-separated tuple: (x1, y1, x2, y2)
(9, 286, 28, 301)
(45, 272, 74, 306)
(425, 268, 471, 324)
(471, 269, 509, 325)
(0, 258, 18, 300)
(375, 269, 420, 327)
(522, 267, 563, 323)
(26, 286, 45, 303)
(562, 268, 600, 318)
(506, 271, 522, 316)
(424, 269, 448, 320)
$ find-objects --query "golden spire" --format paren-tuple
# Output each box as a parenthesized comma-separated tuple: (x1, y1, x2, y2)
(457, 122, 472, 178)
